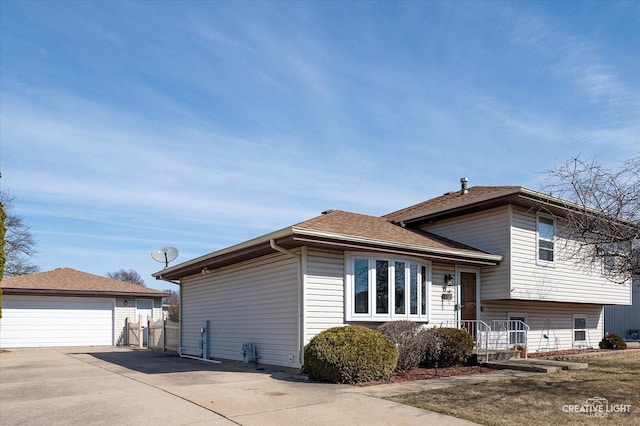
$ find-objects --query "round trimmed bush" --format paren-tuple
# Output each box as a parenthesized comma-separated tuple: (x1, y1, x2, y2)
(422, 327, 474, 367)
(377, 321, 428, 372)
(303, 325, 398, 384)
(599, 333, 627, 350)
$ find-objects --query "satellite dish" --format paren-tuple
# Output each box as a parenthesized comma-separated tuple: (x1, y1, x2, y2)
(151, 247, 179, 268)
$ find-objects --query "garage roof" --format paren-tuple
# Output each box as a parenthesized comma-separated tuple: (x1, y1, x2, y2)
(1, 268, 170, 298)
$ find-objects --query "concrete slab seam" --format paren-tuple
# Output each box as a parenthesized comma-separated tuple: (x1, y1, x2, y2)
(59, 349, 242, 425)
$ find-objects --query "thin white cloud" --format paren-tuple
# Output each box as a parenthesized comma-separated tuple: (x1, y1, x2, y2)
(510, 10, 637, 109)
(2, 85, 422, 235)
(473, 95, 564, 143)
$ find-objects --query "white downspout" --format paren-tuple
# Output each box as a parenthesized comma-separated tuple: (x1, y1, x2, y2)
(156, 275, 185, 361)
(269, 239, 298, 258)
(270, 239, 304, 369)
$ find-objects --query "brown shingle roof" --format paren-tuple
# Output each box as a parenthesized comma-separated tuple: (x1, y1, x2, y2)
(154, 209, 503, 280)
(293, 210, 496, 257)
(384, 186, 521, 222)
(1, 268, 169, 297)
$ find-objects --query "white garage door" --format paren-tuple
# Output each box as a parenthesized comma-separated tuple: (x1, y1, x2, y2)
(0, 295, 114, 348)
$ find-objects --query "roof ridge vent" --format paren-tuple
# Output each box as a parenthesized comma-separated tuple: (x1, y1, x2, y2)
(460, 177, 469, 195)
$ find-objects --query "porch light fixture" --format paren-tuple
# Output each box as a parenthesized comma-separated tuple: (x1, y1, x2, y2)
(123, 300, 128, 306)
(444, 273, 454, 286)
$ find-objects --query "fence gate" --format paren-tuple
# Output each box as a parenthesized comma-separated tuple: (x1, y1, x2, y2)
(126, 315, 144, 348)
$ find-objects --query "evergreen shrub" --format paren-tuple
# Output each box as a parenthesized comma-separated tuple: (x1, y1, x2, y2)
(599, 333, 627, 350)
(303, 325, 398, 384)
(422, 327, 474, 367)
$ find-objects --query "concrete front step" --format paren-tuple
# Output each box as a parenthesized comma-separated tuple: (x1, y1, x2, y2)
(471, 350, 520, 364)
(482, 358, 588, 373)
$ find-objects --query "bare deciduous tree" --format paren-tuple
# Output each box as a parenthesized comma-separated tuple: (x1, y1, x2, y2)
(107, 268, 146, 286)
(1, 198, 6, 318)
(0, 193, 39, 277)
(165, 290, 180, 322)
(542, 156, 639, 283)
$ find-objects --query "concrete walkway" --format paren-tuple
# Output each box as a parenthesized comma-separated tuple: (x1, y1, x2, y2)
(346, 368, 539, 398)
(482, 358, 589, 373)
(0, 347, 539, 426)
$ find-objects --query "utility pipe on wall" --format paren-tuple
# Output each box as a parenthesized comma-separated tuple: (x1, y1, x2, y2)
(178, 347, 221, 364)
(270, 239, 304, 368)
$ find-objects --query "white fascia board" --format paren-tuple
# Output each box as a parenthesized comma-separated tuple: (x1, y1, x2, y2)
(151, 226, 294, 277)
(291, 226, 503, 263)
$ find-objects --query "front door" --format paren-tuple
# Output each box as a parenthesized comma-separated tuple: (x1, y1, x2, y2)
(460, 271, 477, 322)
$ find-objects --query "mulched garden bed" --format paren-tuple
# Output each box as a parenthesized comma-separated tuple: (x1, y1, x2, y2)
(357, 349, 622, 387)
(358, 365, 491, 387)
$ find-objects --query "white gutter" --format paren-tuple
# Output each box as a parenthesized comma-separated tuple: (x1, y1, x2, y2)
(270, 239, 298, 257)
(152, 227, 293, 278)
(270, 239, 305, 369)
(155, 275, 180, 285)
(290, 226, 503, 263)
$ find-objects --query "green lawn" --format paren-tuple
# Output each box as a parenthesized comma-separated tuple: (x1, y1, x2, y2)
(387, 351, 640, 425)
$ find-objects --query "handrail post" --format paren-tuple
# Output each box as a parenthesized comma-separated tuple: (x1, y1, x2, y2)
(485, 321, 489, 363)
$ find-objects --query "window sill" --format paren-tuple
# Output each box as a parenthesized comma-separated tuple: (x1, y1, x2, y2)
(347, 315, 429, 322)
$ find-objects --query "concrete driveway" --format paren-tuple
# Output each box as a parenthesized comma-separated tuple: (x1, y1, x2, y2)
(0, 347, 478, 425)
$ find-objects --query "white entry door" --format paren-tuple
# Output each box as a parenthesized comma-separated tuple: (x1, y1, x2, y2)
(136, 299, 153, 344)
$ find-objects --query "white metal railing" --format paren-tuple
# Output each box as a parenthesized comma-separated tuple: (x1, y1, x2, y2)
(489, 320, 529, 358)
(440, 320, 492, 363)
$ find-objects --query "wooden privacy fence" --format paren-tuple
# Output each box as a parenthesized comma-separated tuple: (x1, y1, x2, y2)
(148, 318, 180, 353)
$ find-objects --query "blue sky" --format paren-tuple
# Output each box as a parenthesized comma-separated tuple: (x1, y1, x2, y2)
(1, 1, 638, 291)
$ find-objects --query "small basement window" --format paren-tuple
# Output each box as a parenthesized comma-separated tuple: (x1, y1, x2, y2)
(573, 315, 587, 344)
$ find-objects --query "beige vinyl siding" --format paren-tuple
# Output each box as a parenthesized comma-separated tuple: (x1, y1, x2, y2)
(510, 207, 631, 304)
(181, 252, 299, 368)
(421, 206, 510, 300)
(430, 263, 457, 325)
(604, 283, 640, 340)
(114, 298, 162, 346)
(114, 298, 136, 346)
(481, 301, 604, 351)
(304, 249, 346, 344)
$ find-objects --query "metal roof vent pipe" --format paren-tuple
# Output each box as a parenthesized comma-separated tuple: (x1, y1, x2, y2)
(460, 177, 469, 195)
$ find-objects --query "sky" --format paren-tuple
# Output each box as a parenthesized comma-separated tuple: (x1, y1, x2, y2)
(1, 1, 638, 291)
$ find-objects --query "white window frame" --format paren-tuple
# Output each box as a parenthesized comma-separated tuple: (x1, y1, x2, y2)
(536, 214, 555, 266)
(345, 252, 431, 322)
(135, 299, 154, 322)
(573, 314, 587, 346)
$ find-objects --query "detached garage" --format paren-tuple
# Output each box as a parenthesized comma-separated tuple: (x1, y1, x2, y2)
(0, 268, 169, 348)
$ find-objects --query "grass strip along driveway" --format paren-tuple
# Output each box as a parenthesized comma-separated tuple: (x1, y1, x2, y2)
(387, 351, 639, 426)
